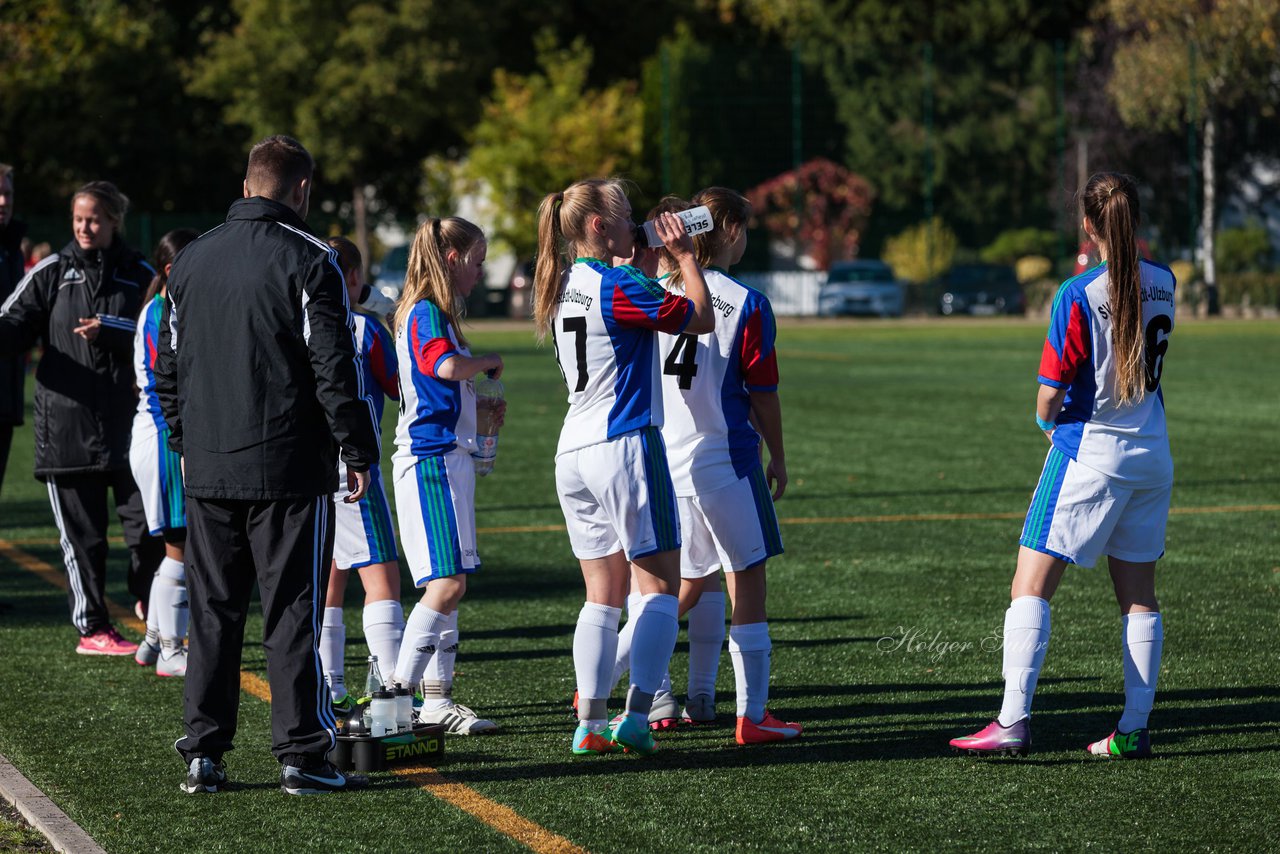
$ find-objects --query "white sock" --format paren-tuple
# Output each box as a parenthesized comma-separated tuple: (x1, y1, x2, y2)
(686, 591, 726, 698)
(155, 557, 186, 645)
(627, 593, 679, 725)
(144, 571, 161, 643)
(422, 610, 459, 712)
(610, 592, 643, 693)
(393, 603, 449, 691)
(998, 596, 1051, 727)
(1118, 611, 1163, 733)
(320, 607, 347, 701)
(729, 622, 771, 722)
(362, 599, 405, 684)
(573, 602, 622, 731)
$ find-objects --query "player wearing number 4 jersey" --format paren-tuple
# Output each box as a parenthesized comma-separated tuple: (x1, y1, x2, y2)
(657, 189, 798, 744)
(534, 179, 715, 757)
(951, 172, 1173, 760)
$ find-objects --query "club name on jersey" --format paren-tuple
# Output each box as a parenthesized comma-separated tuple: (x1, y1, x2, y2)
(711, 292, 736, 319)
(1095, 284, 1174, 320)
(558, 288, 593, 311)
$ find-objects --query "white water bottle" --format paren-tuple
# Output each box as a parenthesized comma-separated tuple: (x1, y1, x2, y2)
(472, 374, 504, 477)
(369, 688, 397, 737)
(639, 205, 714, 248)
(393, 684, 413, 732)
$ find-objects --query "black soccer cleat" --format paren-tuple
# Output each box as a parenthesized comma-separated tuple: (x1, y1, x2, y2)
(280, 761, 369, 795)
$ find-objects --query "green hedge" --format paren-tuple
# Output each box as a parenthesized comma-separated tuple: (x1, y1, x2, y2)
(1217, 272, 1280, 308)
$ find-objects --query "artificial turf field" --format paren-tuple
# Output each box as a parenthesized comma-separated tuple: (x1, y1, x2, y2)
(0, 317, 1277, 853)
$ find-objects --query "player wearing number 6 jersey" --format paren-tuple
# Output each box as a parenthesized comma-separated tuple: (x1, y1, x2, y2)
(534, 179, 714, 757)
(950, 172, 1174, 760)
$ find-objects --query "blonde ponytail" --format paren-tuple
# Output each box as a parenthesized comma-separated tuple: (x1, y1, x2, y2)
(395, 217, 485, 349)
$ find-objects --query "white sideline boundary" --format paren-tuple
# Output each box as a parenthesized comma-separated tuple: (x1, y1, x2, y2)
(0, 752, 106, 854)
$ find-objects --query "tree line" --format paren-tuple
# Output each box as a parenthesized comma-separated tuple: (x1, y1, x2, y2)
(3, 0, 1277, 285)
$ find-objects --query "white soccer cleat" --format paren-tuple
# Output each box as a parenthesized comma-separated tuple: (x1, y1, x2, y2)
(417, 702, 498, 735)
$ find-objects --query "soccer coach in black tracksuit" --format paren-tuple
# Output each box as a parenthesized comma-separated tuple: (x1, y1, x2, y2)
(155, 136, 380, 794)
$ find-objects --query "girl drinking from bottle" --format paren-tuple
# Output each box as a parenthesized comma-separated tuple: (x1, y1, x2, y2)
(387, 217, 503, 735)
(533, 178, 714, 756)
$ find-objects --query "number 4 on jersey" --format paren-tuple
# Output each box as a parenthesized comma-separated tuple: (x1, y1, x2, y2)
(663, 333, 699, 389)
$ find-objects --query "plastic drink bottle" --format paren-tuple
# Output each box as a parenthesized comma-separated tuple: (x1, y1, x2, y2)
(369, 689, 397, 737)
(638, 205, 714, 248)
(393, 684, 413, 732)
(472, 374, 504, 477)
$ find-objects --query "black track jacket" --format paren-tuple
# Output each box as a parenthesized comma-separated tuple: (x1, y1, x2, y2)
(0, 218, 29, 426)
(0, 238, 150, 475)
(155, 197, 379, 500)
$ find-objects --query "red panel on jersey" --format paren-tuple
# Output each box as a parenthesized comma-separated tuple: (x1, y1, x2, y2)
(1039, 301, 1090, 385)
(740, 306, 779, 389)
(367, 326, 400, 399)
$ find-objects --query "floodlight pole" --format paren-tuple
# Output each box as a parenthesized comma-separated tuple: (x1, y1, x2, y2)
(923, 42, 935, 286)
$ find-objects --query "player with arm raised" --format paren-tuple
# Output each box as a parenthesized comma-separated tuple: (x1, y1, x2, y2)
(534, 178, 714, 757)
(656, 187, 799, 744)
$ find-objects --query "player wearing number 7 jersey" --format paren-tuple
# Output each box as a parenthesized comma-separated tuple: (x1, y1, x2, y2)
(654, 188, 799, 745)
(534, 179, 715, 757)
(950, 172, 1174, 760)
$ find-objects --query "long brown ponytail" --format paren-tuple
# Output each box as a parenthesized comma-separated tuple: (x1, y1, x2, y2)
(145, 228, 198, 303)
(395, 216, 485, 349)
(532, 178, 631, 341)
(1080, 172, 1143, 405)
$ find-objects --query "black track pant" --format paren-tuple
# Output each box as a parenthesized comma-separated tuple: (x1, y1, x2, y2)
(0, 424, 12, 499)
(177, 494, 337, 768)
(45, 469, 156, 636)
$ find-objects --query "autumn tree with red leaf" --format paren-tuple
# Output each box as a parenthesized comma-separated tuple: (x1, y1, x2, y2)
(745, 158, 875, 270)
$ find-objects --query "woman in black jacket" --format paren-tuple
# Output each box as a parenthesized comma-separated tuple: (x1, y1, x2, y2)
(0, 181, 154, 654)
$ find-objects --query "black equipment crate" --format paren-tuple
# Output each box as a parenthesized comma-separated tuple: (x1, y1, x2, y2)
(331, 724, 446, 772)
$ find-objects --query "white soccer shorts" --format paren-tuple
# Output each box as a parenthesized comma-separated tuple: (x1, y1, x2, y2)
(1020, 446, 1171, 568)
(128, 419, 185, 534)
(555, 426, 680, 561)
(393, 448, 479, 586)
(332, 462, 398, 570)
(679, 466, 784, 579)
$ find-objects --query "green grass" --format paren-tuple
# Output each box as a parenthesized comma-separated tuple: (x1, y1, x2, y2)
(1, 317, 1277, 852)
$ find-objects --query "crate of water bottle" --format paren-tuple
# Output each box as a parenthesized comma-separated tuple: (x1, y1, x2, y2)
(330, 723, 445, 772)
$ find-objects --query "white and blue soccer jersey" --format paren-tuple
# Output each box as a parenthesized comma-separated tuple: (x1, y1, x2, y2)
(332, 311, 399, 569)
(1037, 259, 1176, 488)
(132, 294, 167, 432)
(352, 311, 399, 433)
(552, 258, 693, 456)
(659, 267, 780, 496)
(130, 294, 184, 532)
(392, 299, 477, 469)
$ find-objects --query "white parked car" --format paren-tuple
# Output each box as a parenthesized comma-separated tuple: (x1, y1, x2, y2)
(817, 260, 905, 317)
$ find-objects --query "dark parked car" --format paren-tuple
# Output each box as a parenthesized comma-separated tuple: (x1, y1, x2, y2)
(818, 260, 905, 317)
(938, 264, 1025, 315)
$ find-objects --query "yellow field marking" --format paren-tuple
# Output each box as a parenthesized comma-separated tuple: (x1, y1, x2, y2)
(9, 502, 1276, 547)
(392, 767, 587, 854)
(0, 538, 582, 854)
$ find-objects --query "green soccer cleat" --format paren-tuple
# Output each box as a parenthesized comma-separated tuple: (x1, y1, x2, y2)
(331, 693, 358, 715)
(572, 723, 620, 756)
(1086, 728, 1152, 759)
(611, 715, 658, 756)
